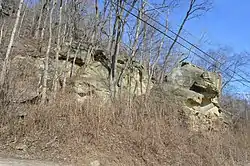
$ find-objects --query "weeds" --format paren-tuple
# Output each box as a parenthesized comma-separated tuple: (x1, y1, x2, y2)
(0, 89, 249, 165)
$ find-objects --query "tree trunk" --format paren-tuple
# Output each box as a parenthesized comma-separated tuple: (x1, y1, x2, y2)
(62, 36, 73, 93)
(107, 0, 117, 54)
(31, 4, 39, 37)
(84, 0, 99, 68)
(17, 5, 27, 37)
(94, 0, 99, 41)
(140, 0, 147, 65)
(0, 18, 5, 45)
(41, 0, 56, 104)
(40, 7, 48, 41)
(110, 23, 121, 99)
(159, 1, 194, 83)
(109, 0, 138, 99)
(0, 0, 24, 87)
(117, 0, 143, 88)
(107, 0, 113, 52)
(70, 41, 82, 77)
(53, 0, 63, 95)
(110, 0, 123, 99)
(0, 0, 2, 11)
(34, 0, 44, 39)
(62, 0, 68, 44)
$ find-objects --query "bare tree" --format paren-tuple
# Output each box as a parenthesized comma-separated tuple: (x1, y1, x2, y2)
(195, 47, 250, 92)
(53, 0, 63, 95)
(109, 0, 138, 99)
(70, 40, 82, 77)
(0, 0, 2, 11)
(159, 0, 212, 83)
(62, 35, 73, 92)
(84, 0, 99, 68)
(30, 2, 39, 36)
(146, 14, 169, 96)
(40, 4, 49, 41)
(17, 4, 27, 37)
(41, 0, 56, 104)
(0, 0, 24, 87)
(106, 0, 114, 51)
(34, 0, 48, 39)
(0, 18, 5, 45)
(139, 0, 147, 66)
(61, 0, 69, 44)
(117, 0, 144, 93)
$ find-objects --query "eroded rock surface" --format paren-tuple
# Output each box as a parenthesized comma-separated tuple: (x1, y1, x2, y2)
(8, 40, 230, 130)
(155, 62, 231, 131)
(9, 44, 150, 103)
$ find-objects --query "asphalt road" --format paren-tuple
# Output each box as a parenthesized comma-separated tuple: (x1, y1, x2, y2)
(0, 157, 64, 166)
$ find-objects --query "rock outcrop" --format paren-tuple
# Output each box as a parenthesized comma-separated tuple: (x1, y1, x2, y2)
(167, 62, 222, 113)
(59, 46, 150, 102)
(8, 40, 230, 130)
(154, 62, 231, 131)
(9, 43, 150, 103)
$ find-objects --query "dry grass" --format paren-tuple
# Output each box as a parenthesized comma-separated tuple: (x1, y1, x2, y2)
(0, 4, 249, 166)
(0, 57, 249, 166)
(0, 55, 249, 165)
(0, 89, 250, 166)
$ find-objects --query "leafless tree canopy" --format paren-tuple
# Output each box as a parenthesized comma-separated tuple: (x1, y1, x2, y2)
(0, 0, 249, 165)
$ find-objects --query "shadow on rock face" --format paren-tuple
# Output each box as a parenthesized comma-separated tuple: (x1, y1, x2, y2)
(152, 62, 231, 131)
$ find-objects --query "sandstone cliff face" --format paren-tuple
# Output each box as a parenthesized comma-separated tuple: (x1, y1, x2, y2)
(70, 52, 150, 102)
(167, 62, 221, 114)
(8, 42, 230, 130)
(10, 45, 150, 103)
(152, 62, 231, 131)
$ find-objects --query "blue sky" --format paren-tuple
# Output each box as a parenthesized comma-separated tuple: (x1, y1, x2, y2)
(167, 0, 250, 53)
(149, 0, 250, 93)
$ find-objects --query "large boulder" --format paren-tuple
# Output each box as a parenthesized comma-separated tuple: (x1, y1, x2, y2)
(58, 42, 150, 101)
(167, 62, 221, 108)
(8, 44, 150, 103)
(70, 50, 150, 102)
(7, 56, 43, 103)
(156, 62, 231, 131)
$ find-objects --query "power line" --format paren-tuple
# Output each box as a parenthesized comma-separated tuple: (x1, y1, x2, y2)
(113, 0, 250, 87)
(109, 0, 250, 88)
(123, 0, 250, 82)
(143, 1, 217, 47)
(131, 0, 250, 83)
(143, 0, 250, 80)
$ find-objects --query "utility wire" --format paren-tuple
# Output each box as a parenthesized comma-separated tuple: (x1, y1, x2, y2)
(143, 1, 216, 46)
(143, 0, 250, 80)
(123, 0, 250, 82)
(113, 0, 250, 87)
(110, 0, 250, 88)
